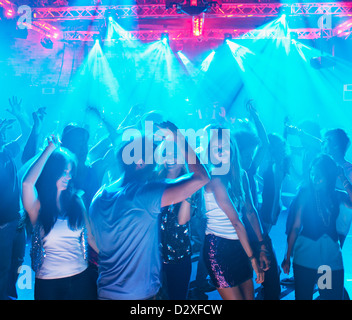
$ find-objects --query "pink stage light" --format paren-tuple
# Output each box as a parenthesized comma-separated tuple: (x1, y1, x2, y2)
(192, 14, 204, 37)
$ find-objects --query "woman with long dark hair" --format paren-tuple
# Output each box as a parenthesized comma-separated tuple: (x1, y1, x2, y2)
(22, 135, 97, 300)
(202, 128, 264, 300)
(157, 145, 194, 300)
(282, 154, 352, 300)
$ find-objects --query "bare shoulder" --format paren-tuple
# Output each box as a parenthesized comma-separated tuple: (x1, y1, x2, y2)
(205, 175, 228, 195)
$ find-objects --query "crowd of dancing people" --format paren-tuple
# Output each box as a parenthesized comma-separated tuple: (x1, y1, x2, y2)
(1, 96, 352, 300)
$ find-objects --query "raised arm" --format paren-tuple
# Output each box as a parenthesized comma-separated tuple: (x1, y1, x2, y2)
(246, 100, 269, 173)
(22, 107, 47, 164)
(22, 135, 59, 225)
(285, 123, 322, 152)
(159, 122, 210, 208)
(117, 103, 145, 131)
(6, 96, 31, 147)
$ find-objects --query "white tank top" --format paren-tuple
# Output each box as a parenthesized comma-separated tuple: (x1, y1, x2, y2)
(36, 218, 87, 279)
(204, 191, 239, 240)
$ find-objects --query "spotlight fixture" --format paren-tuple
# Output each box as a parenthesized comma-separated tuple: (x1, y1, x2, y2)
(5, 9, 14, 18)
(161, 32, 169, 44)
(192, 14, 204, 37)
(92, 33, 102, 43)
(224, 33, 232, 43)
(279, 4, 291, 18)
(105, 8, 117, 21)
(40, 35, 53, 49)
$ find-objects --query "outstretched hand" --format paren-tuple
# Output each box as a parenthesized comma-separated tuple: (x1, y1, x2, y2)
(32, 107, 47, 133)
(46, 134, 61, 152)
(7, 96, 23, 119)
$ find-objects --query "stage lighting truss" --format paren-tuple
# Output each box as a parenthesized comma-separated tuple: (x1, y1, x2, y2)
(166, 0, 219, 16)
(63, 28, 333, 41)
(30, 2, 352, 20)
(1, 1, 349, 42)
(333, 18, 352, 38)
(0, 1, 62, 39)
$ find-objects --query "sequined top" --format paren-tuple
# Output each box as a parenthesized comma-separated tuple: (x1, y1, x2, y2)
(160, 202, 192, 264)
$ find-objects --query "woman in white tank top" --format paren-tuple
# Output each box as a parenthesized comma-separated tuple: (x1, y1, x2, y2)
(202, 128, 264, 300)
(22, 135, 97, 300)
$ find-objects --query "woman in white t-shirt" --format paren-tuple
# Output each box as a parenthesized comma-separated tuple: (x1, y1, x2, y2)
(202, 128, 264, 300)
(22, 135, 97, 300)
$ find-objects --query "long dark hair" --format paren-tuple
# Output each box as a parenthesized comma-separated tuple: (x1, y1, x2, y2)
(308, 154, 339, 220)
(35, 148, 85, 235)
(309, 154, 338, 194)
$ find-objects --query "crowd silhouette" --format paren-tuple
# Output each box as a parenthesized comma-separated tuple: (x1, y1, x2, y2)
(1, 96, 351, 300)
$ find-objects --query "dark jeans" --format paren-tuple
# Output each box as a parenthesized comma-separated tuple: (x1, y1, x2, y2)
(163, 255, 192, 300)
(35, 268, 96, 300)
(254, 235, 281, 300)
(194, 217, 209, 286)
(293, 263, 344, 300)
(0, 220, 26, 300)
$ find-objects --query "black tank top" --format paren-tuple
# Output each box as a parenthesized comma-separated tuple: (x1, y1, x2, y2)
(300, 187, 339, 242)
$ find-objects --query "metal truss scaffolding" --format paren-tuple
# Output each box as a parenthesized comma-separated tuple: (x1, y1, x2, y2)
(30, 2, 352, 20)
(63, 27, 333, 41)
(1, 1, 351, 41)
